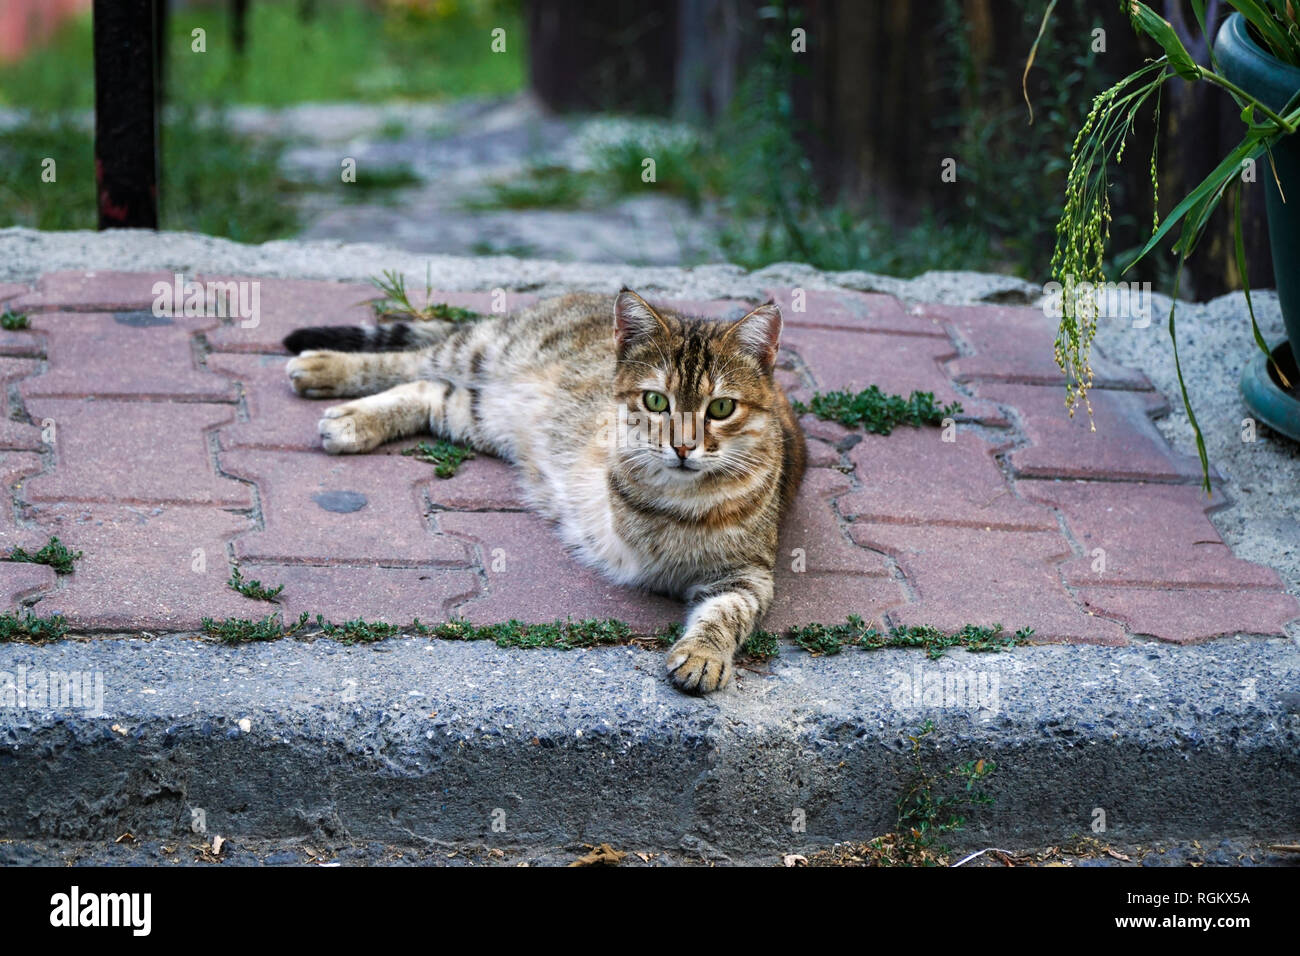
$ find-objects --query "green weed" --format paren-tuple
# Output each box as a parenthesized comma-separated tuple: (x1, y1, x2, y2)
(793, 387, 962, 435)
(5, 536, 82, 575)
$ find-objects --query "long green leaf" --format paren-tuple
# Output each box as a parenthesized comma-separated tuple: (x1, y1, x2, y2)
(1165, 245, 1212, 495)
(1234, 182, 1292, 387)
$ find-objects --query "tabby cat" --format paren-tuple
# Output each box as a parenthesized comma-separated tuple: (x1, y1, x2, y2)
(283, 289, 806, 693)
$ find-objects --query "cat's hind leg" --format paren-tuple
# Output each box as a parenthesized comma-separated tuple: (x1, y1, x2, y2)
(287, 349, 426, 398)
(318, 380, 481, 454)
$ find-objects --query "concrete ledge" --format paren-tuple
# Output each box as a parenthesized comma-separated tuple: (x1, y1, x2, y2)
(3, 636, 1296, 860)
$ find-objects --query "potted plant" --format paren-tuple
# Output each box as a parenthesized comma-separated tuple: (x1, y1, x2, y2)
(1042, 0, 1300, 490)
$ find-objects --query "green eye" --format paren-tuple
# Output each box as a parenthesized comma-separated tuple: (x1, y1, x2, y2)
(707, 397, 736, 419)
(643, 391, 669, 413)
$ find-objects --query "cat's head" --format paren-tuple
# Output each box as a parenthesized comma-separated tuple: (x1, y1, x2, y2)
(611, 288, 784, 485)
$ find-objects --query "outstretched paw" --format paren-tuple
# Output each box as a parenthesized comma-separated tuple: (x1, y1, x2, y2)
(287, 350, 353, 397)
(318, 403, 384, 454)
(666, 636, 735, 694)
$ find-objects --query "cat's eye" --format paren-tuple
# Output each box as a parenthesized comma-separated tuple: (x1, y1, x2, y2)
(707, 397, 736, 419)
(643, 391, 669, 413)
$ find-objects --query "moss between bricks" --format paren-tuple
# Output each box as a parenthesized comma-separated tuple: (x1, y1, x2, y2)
(3, 536, 82, 575)
(0, 308, 29, 331)
(194, 612, 1032, 659)
(793, 387, 962, 435)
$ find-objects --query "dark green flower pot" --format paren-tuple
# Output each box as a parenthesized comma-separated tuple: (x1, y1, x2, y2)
(1216, 13, 1300, 440)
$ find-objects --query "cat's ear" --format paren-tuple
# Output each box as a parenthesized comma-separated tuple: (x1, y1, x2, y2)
(726, 300, 782, 372)
(614, 288, 668, 351)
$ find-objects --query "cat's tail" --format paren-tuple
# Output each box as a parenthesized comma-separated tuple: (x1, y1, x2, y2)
(282, 321, 449, 354)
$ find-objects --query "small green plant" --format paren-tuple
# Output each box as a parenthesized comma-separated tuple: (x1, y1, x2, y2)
(313, 615, 406, 645)
(402, 439, 475, 478)
(227, 566, 283, 602)
(472, 163, 591, 210)
(793, 388, 962, 435)
(369, 267, 480, 323)
(426, 617, 637, 650)
(0, 611, 68, 643)
(201, 612, 310, 644)
(786, 615, 1033, 659)
(740, 628, 781, 660)
(0, 309, 29, 331)
(891, 720, 997, 864)
(5, 536, 82, 575)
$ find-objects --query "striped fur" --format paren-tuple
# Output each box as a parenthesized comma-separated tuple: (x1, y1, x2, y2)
(284, 290, 806, 693)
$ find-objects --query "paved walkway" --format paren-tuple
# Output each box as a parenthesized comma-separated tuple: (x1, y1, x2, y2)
(0, 270, 1295, 643)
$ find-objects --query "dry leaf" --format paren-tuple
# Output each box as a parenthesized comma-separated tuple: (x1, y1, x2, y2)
(1106, 848, 1131, 862)
(212, 835, 225, 856)
(568, 843, 626, 867)
(114, 832, 134, 844)
(783, 854, 808, 867)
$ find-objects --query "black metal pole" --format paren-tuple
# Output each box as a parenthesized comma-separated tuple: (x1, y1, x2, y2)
(233, 0, 249, 56)
(93, 0, 159, 230)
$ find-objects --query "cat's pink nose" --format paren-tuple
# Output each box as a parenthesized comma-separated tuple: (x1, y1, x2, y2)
(673, 445, 690, 460)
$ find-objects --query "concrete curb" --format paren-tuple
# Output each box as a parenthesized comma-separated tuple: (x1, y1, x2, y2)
(3, 636, 1296, 860)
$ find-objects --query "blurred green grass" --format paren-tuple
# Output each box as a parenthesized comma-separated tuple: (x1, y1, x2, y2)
(0, 0, 525, 109)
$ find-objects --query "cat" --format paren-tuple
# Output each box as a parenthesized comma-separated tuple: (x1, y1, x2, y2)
(283, 289, 806, 693)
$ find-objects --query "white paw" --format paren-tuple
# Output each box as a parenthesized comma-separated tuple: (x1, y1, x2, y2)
(287, 350, 350, 397)
(317, 405, 377, 454)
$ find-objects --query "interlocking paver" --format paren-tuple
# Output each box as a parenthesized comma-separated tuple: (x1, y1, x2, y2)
(203, 277, 377, 353)
(26, 504, 261, 630)
(848, 522, 1127, 643)
(4, 272, 1291, 646)
(21, 312, 235, 401)
(1021, 480, 1281, 588)
(220, 449, 470, 566)
(975, 383, 1210, 482)
(0, 563, 57, 610)
(923, 303, 1153, 388)
(837, 427, 1056, 530)
(0, 358, 45, 450)
(1075, 587, 1300, 643)
(22, 400, 250, 506)
(438, 510, 681, 631)
(0, 451, 48, 551)
(766, 287, 946, 337)
(244, 564, 481, 624)
(4, 270, 175, 313)
(782, 325, 1006, 425)
(0, 283, 29, 303)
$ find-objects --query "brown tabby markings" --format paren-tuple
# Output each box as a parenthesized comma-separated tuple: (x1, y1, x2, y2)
(284, 290, 806, 693)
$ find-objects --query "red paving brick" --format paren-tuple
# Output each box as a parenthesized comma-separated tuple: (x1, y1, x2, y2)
(438, 510, 682, 631)
(220, 449, 470, 567)
(203, 277, 377, 353)
(1021, 480, 1281, 588)
(766, 287, 946, 337)
(0, 451, 49, 551)
(21, 312, 235, 401)
(0, 283, 29, 304)
(245, 564, 480, 624)
(0, 562, 57, 610)
(849, 522, 1127, 644)
(4, 270, 176, 313)
(25, 505, 262, 631)
(923, 303, 1152, 388)
(783, 325, 1006, 425)
(838, 427, 1055, 530)
(22, 400, 250, 507)
(4, 271, 1291, 645)
(976, 383, 1211, 482)
(0, 358, 45, 450)
(1075, 587, 1300, 643)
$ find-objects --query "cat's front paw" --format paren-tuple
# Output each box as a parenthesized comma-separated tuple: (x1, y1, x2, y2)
(666, 635, 735, 694)
(287, 350, 352, 397)
(318, 403, 383, 454)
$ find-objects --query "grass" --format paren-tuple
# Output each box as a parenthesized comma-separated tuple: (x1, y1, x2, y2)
(227, 567, 284, 602)
(4, 536, 82, 575)
(201, 612, 311, 644)
(0, 611, 69, 643)
(402, 440, 475, 479)
(793, 388, 963, 435)
(0, 309, 29, 331)
(0, 105, 299, 242)
(0, 1, 525, 110)
(369, 269, 481, 323)
(786, 615, 1033, 660)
